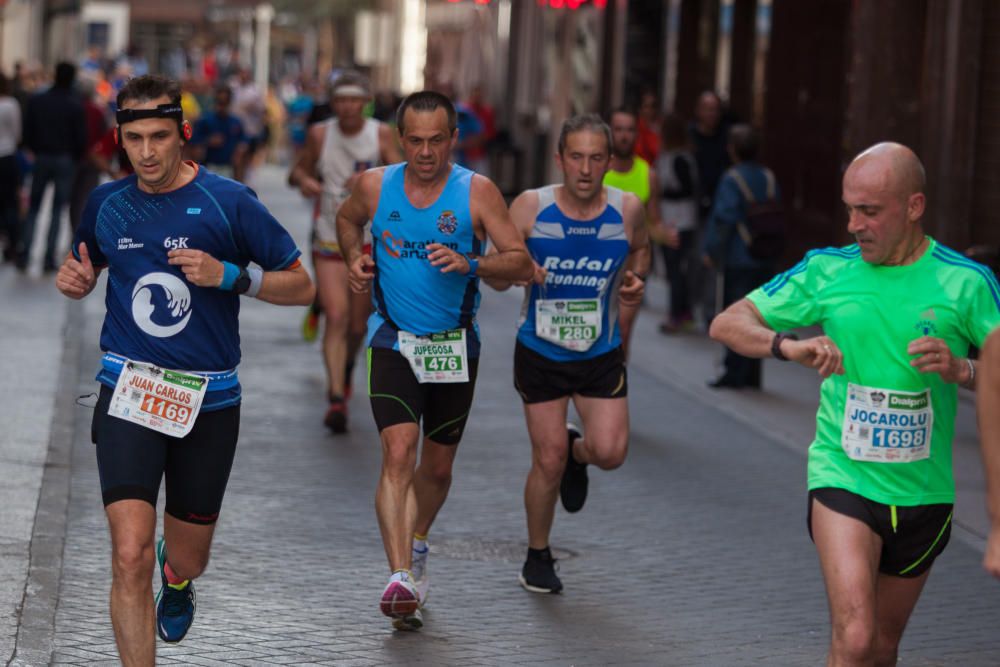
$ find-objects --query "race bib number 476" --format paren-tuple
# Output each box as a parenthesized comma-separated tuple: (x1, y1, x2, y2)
(841, 383, 933, 463)
(108, 362, 207, 438)
(398, 329, 470, 383)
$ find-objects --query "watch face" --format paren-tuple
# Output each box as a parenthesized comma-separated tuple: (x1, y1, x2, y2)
(234, 274, 252, 294)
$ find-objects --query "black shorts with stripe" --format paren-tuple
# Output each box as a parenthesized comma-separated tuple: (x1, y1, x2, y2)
(367, 346, 479, 445)
(808, 487, 953, 578)
(513, 341, 628, 404)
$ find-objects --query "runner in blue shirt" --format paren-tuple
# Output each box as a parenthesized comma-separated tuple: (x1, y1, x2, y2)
(485, 114, 649, 594)
(55, 74, 313, 663)
(336, 90, 532, 630)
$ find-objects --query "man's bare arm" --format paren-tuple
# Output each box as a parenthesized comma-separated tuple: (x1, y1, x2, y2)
(335, 169, 383, 293)
(255, 263, 315, 306)
(481, 190, 538, 291)
(470, 176, 533, 283)
(710, 299, 845, 378)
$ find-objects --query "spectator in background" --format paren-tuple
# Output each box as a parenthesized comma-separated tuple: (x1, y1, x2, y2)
(69, 76, 108, 234)
(453, 102, 482, 170)
(0, 72, 21, 262)
(462, 84, 496, 176)
(286, 76, 317, 160)
(702, 124, 780, 389)
(690, 90, 731, 326)
(635, 89, 661, 164)
(655, 112, 699, 333)
(690, 91, 730, 222)
(17, 61, 86, 272)
(89, 125, 133, 180)
(190, 85, 247, 181)
(232, 67, 267, 177)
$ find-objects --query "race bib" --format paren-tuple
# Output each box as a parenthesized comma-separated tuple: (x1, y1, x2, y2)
(108, 361, 208, 438)
(535, 298, 602, 351)
(841, 383, 933, 463)
(398, 329, 469, 383)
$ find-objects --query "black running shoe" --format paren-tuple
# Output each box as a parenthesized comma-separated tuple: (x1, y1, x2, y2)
(560, 422, 588, 513)
(518, 547, 563, 594)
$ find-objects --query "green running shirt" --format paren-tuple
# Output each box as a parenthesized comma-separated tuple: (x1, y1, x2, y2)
(748, 238, 1000, 505)
(603, 156, 650, 204)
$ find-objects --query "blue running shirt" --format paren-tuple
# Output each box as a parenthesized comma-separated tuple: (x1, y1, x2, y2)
(516, 185, 630, 362)
(367, 163, 483, 355)
(73, 166, 302, 410)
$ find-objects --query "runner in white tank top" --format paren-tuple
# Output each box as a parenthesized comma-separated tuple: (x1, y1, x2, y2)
(288, 71, 402, 433)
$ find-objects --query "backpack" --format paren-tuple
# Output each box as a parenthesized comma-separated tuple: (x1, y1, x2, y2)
(728, 167, 785, 261)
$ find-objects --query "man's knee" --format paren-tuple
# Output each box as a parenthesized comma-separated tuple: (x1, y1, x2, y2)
(381, 430, 418, 475)
(111, 540, 156, 583)
(165, 547, 210, 581)
(831, 617, 875, 664)
(531, 442, 567, 483)
(585, 433, 628, 470)
(418, 457, 454, 487)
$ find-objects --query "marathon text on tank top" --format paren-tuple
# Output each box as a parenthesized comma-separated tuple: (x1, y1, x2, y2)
(366, 162, 483, 357)
(318, 117, 381, 223)
(517, 185, 630, 362)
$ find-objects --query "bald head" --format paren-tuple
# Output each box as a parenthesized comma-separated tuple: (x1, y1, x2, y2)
(846, 142, 926, 201)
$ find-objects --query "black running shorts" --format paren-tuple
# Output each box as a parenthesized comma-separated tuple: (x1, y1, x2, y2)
(808, 487, 953, 578)
(513, 341, 628, 404)
(367, 347, 479, 445)
(91, 384, 240, 525)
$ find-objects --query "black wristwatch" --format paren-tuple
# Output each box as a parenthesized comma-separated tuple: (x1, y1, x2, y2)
(771, 331, 799, 361)
(232, 266, 252, 294)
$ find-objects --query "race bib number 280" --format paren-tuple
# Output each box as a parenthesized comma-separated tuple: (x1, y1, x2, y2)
(108, 361, 208, 438)
(841, 383, 933, 463)
(535, 298, 602, 352)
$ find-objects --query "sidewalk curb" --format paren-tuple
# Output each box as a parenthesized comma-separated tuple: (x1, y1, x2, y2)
(9, 299, 81, 667)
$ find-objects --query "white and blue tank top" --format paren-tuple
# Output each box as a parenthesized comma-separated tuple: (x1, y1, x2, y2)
(517, 185, 631, 362)
(366, 162, 484, 356)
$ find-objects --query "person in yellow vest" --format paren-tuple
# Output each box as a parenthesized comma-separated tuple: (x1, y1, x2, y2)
(603, 107, 669, 353)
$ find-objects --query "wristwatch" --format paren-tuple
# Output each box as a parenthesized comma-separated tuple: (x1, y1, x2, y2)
(232, 266, 252, 294)
(771, 331, 799, 361)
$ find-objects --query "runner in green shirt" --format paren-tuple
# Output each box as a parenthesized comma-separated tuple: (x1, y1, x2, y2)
(710, 142, 1000, 666)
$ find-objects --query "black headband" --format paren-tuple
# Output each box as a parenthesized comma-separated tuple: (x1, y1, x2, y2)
(116, 104, 184, 125)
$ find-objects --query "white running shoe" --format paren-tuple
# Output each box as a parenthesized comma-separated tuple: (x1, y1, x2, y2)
(380, 574, 420, 619)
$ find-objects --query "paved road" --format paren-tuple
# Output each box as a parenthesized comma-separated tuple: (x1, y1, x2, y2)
(5, 166, 1000, 665)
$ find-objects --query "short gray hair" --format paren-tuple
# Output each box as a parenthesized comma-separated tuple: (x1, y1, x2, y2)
(557, 113, 611, 156)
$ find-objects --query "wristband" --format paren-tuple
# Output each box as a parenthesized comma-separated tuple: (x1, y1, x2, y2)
(771, 331, 799, 361)
(964, 357, 976, 387)
(219, 261, 240, 291)
(466, 256, 479, 277)
(245, 266, 264, 298)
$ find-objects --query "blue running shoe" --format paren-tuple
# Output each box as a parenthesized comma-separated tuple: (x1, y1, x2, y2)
(155, 537, 196, 643)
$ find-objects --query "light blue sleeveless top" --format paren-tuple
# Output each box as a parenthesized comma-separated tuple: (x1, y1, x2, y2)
(367, 162, 483, 355)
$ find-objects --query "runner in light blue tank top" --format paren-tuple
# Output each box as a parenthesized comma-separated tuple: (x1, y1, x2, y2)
(367, 161, 483, 355)
(516, 184, 630, 362)
(333, 90, 533, 630)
